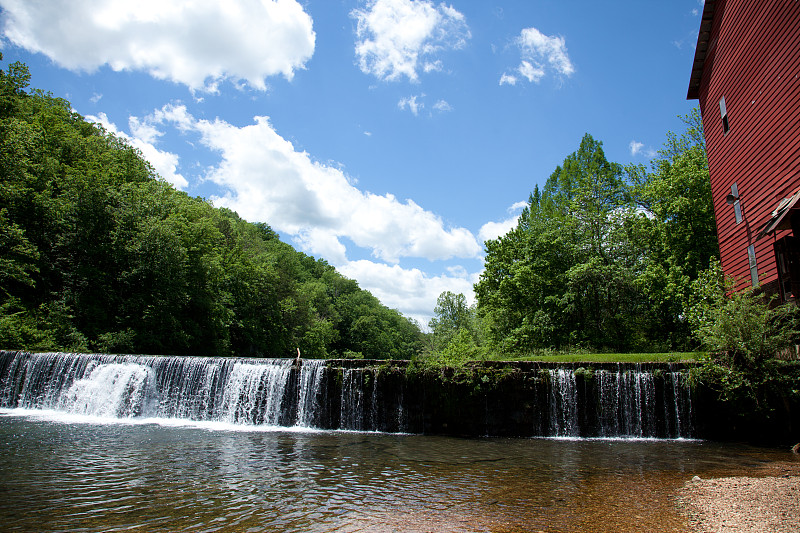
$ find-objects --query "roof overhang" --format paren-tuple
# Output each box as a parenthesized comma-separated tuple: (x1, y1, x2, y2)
(756, 187, 800, 240)
(687, 0, 717, 100)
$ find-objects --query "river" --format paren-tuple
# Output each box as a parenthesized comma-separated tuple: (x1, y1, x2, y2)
(0, 410, 792, 532)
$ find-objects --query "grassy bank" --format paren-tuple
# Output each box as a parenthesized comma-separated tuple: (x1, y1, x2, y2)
(477, 352, 702, 364)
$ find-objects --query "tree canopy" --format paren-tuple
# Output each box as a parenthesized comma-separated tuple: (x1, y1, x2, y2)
(0, 56, 423, 358)
(475, 115, 717, 354)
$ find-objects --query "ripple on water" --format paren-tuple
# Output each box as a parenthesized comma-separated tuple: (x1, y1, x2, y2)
(0, 414, 796, 532)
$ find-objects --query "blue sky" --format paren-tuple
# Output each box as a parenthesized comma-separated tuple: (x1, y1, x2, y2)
(0, 0, 704, 326)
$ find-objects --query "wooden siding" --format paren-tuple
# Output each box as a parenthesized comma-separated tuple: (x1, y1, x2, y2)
(695, 0, 800, 291)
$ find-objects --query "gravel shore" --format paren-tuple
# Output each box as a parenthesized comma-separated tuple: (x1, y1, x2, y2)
(679, 461, 800, 533)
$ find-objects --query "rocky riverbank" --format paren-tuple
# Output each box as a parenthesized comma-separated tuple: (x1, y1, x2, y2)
(679, 460, 800, 532)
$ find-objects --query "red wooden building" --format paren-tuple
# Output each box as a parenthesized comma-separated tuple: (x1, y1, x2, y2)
(688, 0, 800, 299)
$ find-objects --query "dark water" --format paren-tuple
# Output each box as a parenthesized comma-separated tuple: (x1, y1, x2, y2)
(0, 411, 793, 533)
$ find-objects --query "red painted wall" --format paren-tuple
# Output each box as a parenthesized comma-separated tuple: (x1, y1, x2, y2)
(695, 0, 800, 290)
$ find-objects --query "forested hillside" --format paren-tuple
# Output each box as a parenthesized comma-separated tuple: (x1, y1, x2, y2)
(0, 56, 423, 358)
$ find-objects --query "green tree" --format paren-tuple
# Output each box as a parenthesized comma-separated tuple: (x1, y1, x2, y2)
(477, 134, 644, 352)
(626, 109, 718, 349)
(476, 192, 572, 352)
(477, 114, 717, 355)
(428, 291, 476, 350)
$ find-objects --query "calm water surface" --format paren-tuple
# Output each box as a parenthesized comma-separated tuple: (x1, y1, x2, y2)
(0, 410, 793, 532)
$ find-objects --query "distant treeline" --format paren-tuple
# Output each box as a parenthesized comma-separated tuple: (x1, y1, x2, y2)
(0, 56, 423, 358)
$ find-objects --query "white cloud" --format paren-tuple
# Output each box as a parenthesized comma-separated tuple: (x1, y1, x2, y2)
(88, 103, 484, 323)
(352, 0, 471, 82)
(629, 140, 657, 158)
(398, 95, 424, 115)
(398, 95, 452, 115)
(692, 1, 705, 15)
(446, 264, 468, 278)
(478, 201, 526, 243)
(423, 59, 443, 73)
(129, 116, 162, 145)
(0, 0, 316, 92)
(629, 140, 645, 156)
(433, 99, 452, 112)
(143, 104, 481, 264)
(338, 259, 476, 326)
(501, 26, 574, 85)
(294, 228, 348, 266)
(499, 73, 517, 86)
(87, 112, 188, 189)
(518, 60, 546, 83)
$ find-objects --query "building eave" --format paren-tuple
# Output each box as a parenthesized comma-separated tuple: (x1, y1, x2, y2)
(687, 0, 717, 100)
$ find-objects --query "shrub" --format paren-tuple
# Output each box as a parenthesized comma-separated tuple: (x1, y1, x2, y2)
(688, 260, 799, 368)
(693, 288, 797, 369)
(687, 261, 800, 431)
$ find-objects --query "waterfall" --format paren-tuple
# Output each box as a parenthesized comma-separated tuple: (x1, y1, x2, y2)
(156, 357, 224, 421)
(547, 365, 693, 439)
(217, 361, 293, 425)
(549, 369, 578, 437)
(668, 370, 693, 437)
(0, 351, 298, 427)
(339, 369, 366, 430)
(58, 362, 156, 418)
(0, 352, 695, 438)
(296, 359, 325, 427)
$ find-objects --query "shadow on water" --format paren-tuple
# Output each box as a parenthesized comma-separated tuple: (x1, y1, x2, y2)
(0, 413, 796, 532)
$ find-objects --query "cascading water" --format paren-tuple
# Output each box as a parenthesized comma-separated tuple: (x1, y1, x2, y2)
(668, 370, 693, 437)
(57, 362, 156, 418)
(0, 351, 695, 438)
(217, 361, 293, 425)
(547, 365, 693, 439)
(0, 351, 299, 427)
(339, 368, 366, 430)
(549, 369, 578, 437)
(296, 359, 325, 427)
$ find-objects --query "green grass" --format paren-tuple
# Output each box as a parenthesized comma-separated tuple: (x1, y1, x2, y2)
(480, 352, 703, 364)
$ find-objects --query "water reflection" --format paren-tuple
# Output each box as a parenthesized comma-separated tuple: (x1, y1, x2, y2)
(0, 413, 794, 532)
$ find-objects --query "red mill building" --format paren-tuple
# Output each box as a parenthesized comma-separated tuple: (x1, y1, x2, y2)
(688, 0, 800, 300)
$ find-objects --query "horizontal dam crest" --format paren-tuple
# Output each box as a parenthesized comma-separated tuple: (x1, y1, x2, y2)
(0, 351, 694, 439)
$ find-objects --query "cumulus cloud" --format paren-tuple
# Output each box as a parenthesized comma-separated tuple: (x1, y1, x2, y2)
(294, 228, 348, 266)
(478, 201, 526, 243)
(140, 104, 481, 264)
(338, 259, 476, 326)
(89, 103, 483, 323)
(87, 112, 188, 189)
(0, 0, 316, 92)
(501, 26, 574, 85)
(352, 0, 471, 82)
